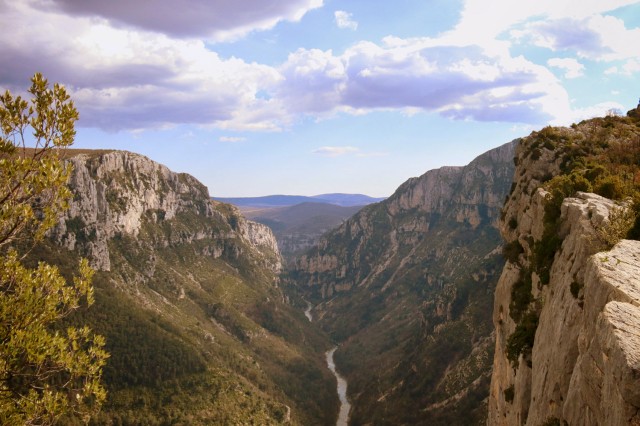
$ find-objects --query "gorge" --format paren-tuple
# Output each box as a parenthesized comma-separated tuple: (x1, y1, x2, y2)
(25, 107, 640, 425)
(286, 107, 640, 425)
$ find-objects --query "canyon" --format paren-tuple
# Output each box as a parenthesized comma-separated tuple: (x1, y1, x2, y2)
(31, 107, 640, 425)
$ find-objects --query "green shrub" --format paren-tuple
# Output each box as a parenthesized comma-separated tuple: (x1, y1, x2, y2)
(509, 268, 532, 322)
(504, 385, 515, 403)
(503, 239, 524, 265)
(594, 205, 635, 249)
(506, 311, 539, 368)
(627, 196, 640, 239)
(595, 175, 625, 199)
(530, 147, 542, 160)
(533, 172, 593, 286)
(532, 230, 562, 286)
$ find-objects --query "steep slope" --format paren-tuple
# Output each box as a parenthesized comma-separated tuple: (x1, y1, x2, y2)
(38, 150, 337, 425)
(287, 141, 516, 425)
(488, 110, 640, 425)
(245, 202, 364, 260)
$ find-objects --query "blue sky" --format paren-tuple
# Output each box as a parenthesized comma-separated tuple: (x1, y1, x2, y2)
(1, 0, 639, 197)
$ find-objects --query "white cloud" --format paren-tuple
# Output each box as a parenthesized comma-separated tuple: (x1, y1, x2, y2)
(448, 0, 638, 45)
(0, 1, 287, 132)
(547, 57, 585, 78)
(622, 59, 640, 74)
(335, 10, 358, 30)
(277, 48, 346, 114)
(219, 136, 247, 143)
(571, 101, 626, 123)
(39, 0, 323, 41)
(512, 14, 640, 62)
(2, 0, 634, 134)
(276, 38, 569, 125)
(605, 59, 640, 75)
(312, 146, 359, 156)
(605, 66, 619, 75)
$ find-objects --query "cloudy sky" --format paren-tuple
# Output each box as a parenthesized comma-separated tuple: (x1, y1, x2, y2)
(2, 0, 639, 197)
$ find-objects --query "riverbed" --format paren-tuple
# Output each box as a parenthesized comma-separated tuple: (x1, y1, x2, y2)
(326, 347, 350, 426)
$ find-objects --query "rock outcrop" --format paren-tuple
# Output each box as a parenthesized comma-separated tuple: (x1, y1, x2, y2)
(40, 149, 338, 425)
(287, 141, 516, 425)
(50, 150, 280, 272)
(292, 140, 516, 299)
(488, 118, 640, 425)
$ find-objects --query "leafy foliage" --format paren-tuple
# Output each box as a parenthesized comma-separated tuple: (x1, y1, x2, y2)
(593, 205, 635, 250)
(509, 268, 533, 323)
(0, 74, 107, 425)
(502, 239, 523, 265)
(506, 311, 539, 368)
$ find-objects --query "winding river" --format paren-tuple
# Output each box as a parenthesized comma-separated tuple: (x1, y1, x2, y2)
(326, 347, 351, 426)
(304, 302, 350, 425)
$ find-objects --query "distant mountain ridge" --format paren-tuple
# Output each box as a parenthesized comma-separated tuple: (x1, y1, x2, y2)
(214, 193, 386, 208)
(244, 202, 364, 260)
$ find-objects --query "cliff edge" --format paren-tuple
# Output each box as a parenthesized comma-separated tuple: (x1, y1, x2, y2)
(488, 112, 640, 425)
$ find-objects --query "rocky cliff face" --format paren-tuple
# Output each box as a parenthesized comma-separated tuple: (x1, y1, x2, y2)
(51, 150, 280, 273)
(287, 141, 516, 424)
(41, 150, 338, 425)
(293, 141, 515, 299)
(488, 115, 640, 425)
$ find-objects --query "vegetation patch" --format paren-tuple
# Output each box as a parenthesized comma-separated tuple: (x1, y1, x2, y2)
(66, 216, 97, 244)
(506, 310, 539, 368)
(503, 239, 523, 265)
(594, 205, 635, 250)
(509, 268, 533, 322)
(503, 385, 514, 403)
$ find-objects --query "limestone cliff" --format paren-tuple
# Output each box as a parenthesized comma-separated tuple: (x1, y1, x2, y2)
(287, 141, 516, 425)
(488, 114, 640, 425)
(39, 150, 338, 425)
(50, 150, 280, 273)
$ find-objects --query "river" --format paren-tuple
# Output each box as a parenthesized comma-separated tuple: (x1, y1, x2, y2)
(304, 302, 313, 322)
(326, 347, 350, 426)
(304, 301, 350, 425)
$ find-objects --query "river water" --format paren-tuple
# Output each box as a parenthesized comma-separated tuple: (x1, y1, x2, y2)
(326, 347, 350, 426)
(305, 301, 350, 425)
(304, 302, 313, 322)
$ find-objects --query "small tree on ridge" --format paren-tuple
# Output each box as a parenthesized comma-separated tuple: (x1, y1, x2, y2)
(0, 73, 107, 425)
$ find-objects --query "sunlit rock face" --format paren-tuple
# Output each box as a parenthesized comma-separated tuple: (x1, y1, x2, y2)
(51, 150, 280, 273)
(488, 117, 640, 426)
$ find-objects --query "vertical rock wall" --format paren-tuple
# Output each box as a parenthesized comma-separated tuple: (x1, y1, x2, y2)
(488, 131, 640, 425)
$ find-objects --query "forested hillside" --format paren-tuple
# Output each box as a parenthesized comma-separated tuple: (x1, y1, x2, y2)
(37, 150, 339, 425)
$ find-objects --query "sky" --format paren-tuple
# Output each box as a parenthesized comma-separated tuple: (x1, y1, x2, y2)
(1, 0, 639, 197)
